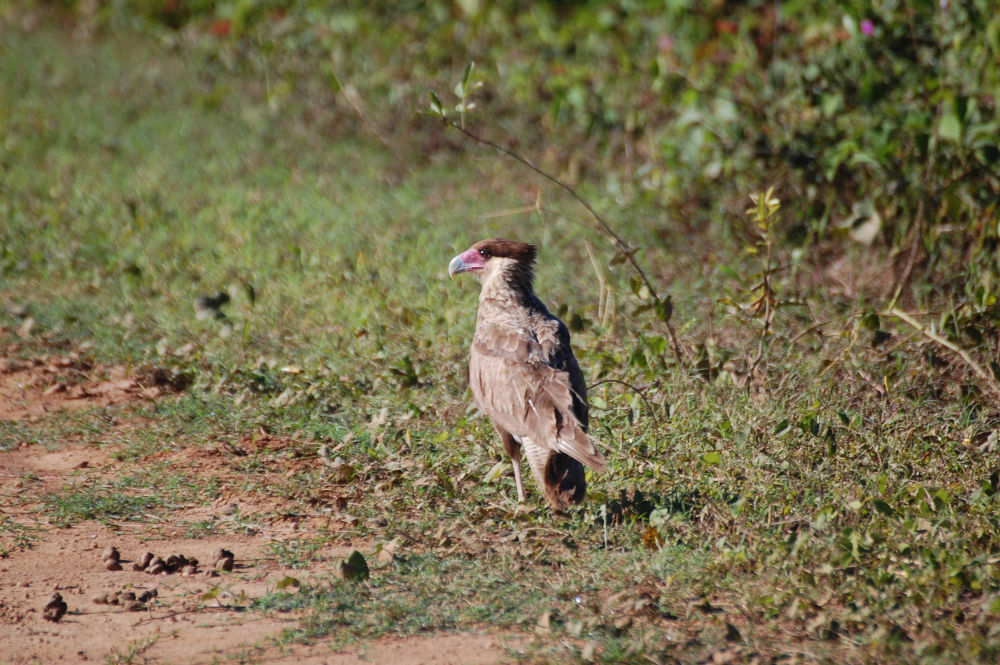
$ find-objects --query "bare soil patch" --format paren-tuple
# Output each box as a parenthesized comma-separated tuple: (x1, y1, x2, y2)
(0, 353, 185, 422)
(0, 353, 517, 664)
(0, 522, 512, 664)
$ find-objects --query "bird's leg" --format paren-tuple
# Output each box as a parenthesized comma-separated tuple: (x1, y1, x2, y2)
(511, 455, 526, 503)
(498, 428, 526, 503)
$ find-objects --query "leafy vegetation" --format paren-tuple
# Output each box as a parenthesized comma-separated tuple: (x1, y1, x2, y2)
(2, 2, 1000, 663)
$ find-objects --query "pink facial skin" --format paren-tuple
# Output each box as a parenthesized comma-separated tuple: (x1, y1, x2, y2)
(448, 247, 487, 276)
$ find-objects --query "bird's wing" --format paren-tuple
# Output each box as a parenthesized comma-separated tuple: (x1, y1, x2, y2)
(469, 317, 605, 471)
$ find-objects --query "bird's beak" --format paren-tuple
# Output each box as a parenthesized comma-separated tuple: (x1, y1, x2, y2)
(448, 255, 467, 278)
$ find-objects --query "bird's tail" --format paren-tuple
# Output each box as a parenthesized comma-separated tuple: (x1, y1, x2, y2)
(543, 452, 587, 512)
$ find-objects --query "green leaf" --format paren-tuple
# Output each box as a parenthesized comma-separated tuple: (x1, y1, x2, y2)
(717, 264, 741, 280)
(953, 95, 969, 124)
(628, 346, 647, 369)
(860, 312, 880, 331)
(201, 587, 219, 601)
(428, 90, 445, 117)
(701, 451, 722, 465)
(632, 303, 654, 316)
(872, 499, 896, 518)
(820, 92, 843, 118)
(276, 576, 300, 589)
(462, 62, 474, 90)
(654, 297, 672, 323)
(629, 276, 643, 297)
(938, 113, 962, 143)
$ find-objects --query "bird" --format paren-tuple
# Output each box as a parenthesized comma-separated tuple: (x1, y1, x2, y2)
(449, 238, 606, 511)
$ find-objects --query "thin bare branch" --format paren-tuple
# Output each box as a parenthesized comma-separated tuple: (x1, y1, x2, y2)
(883, 307, 1000, 397)
(588, 378, 660, 428)
(443, 119, 687, 365)
(888, 102, 943, 309)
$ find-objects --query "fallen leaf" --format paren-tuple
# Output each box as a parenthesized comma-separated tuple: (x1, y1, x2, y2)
(340, 550, 369, 581)
(275, 576, 300, 590)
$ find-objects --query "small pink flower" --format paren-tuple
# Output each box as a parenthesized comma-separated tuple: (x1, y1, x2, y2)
(860, 19, 875, 36)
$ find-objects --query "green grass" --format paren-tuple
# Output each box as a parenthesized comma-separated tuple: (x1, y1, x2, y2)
(0, 516, 42, 557)
(2, 20, 1000, 665)
(44, 489, 163, 526)
(255, 544, 708, 654)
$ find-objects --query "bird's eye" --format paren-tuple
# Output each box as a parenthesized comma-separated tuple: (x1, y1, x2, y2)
(478, 249, 491, 258)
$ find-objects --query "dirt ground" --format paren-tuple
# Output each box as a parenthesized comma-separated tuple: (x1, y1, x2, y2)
(0, 353, 517, 664)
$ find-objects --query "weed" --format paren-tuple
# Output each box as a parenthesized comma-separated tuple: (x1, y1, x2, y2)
(104, 636, 158, 665)
(0, 517, 42, 556)
(44, 490, 162, 527)
(266, 536, 333, 569)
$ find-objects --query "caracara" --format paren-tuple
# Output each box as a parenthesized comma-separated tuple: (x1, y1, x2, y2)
(449, 238, 606, 511)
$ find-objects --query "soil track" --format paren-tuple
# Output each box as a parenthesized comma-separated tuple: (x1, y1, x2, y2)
(0, 354, 515, 664)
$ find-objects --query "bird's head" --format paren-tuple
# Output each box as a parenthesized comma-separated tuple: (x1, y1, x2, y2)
(448, 238, 537, 286)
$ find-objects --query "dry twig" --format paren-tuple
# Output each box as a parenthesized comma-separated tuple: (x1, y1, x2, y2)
(883, 307, 1000, 398)
(444, 120, 687, 365)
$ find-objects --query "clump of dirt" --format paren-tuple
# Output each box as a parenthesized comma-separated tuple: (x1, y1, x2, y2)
(93, 543, 243, 578)
(213, 548, 235, 571)
(41, 592, 67, 622)
(92, 587, 157, 611)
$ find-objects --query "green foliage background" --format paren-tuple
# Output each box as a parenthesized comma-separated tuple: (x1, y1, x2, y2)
(69, 0, 1000, 276)
(3, 1, 1000, 663)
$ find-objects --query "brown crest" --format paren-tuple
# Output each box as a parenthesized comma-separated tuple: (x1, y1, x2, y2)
(473, 239, 537, 265)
